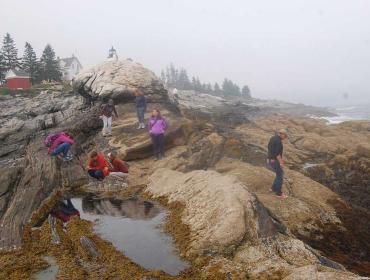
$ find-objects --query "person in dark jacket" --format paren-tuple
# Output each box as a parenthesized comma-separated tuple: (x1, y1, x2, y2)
(267, 129, 288, 198)
(135, 89, 147, 129)
(100, 99, 118, 136)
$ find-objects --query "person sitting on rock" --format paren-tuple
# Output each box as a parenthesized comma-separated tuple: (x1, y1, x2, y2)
(148, 108, 167, 160)
(100, 99, 118, 136)
(51, 199, 80, 223)
(135, 88, 147, 129)
(267, 129, 288, 198)
(47, 132, 74, 162)
(87, 151, 110, 180)
(107, 151, 129, 181)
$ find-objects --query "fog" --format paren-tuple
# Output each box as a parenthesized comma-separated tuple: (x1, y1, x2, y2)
(1, 0, 370, 106)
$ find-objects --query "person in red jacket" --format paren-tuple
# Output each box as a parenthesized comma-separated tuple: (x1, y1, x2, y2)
(87, 151, 110, 180)
(108, 151, 129, 181)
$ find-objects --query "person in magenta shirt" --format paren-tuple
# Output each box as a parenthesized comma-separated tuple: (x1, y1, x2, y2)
(48, 132, 74, 161)
(148, 109, 167, 160)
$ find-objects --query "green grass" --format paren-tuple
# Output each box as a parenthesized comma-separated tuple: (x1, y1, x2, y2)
(0, 87, 38, 96)
(0, 81, 73, 97)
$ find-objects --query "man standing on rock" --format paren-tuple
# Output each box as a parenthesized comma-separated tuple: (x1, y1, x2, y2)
(267, 129, 288, 198)
(101, 99, 118, 136)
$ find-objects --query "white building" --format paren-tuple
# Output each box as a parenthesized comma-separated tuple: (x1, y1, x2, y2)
(59, 55, 83, 81)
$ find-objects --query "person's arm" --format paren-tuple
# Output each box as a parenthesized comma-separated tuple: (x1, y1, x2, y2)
(100, 104, 105, 115)
(113, 106, 118, 118)
(64, 136, 75, 145)
(276, 154, 284, 167)
(162, 118, 167, 131)
(87, 159, 93, 170)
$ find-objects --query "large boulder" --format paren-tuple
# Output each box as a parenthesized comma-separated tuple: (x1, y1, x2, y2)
(147, 168, 361, 278)
(74, 59, 167, 102)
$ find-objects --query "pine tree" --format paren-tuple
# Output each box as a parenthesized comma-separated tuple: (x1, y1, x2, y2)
(39, 44, 61, 81)
(1, 33, 20, 71)
(0, 52, 5, 84)
(160, 70, 166, 84)
(214, 82, 221, 94)
(22, 42, 39, 84)
(241, 85, 251, 98)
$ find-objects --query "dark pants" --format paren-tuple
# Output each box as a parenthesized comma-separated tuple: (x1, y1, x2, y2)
(51, 143, 71, 159)
(151, 133, 165, 158)
(88, 170, 104, 180)
(136, 106, 146, 123)
(269, 160, 284, 195)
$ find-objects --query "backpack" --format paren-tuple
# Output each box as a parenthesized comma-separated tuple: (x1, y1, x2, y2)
(44, 132, 62, 147)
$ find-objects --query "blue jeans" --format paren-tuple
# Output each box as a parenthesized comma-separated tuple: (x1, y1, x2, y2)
(51, 143, 71, 159)
(269, 160, 284, 195)
(88, 170, 104, 180)
(136, 106, 146, 123)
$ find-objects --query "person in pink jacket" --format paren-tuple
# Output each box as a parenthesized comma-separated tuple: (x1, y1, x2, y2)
(148, 109, 167, 160)
(48, 132, 74, 161)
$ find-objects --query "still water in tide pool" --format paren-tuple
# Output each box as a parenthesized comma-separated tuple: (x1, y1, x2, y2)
(71, 195, 189, 276)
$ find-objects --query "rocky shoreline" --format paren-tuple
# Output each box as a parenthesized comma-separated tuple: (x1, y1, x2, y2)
(0, 60, 369, 279)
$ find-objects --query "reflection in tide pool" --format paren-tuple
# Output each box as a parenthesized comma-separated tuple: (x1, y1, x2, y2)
(71, 196, 189, 276)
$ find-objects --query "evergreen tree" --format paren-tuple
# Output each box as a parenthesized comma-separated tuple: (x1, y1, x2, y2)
(160, 70, 166, 84)
(165, 66, 171, 86)
(205, 83, 213, 93)
(39, 44, 61, 81)
(222, 78, 242, 96)
(22, 42, 39, 84)
(0, 53, 5, 84)
(1, 33, 20, 71)
(177, 68, 191, 90)
(214, 82, 221, 94)
(241, 85, 251, 98)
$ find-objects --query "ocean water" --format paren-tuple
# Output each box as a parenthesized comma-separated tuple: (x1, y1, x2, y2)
(322, 103, 370, 124)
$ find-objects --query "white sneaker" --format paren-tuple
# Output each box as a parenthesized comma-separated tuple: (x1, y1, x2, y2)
(141, 123, 146, 129)
(137, 124, 141, 129)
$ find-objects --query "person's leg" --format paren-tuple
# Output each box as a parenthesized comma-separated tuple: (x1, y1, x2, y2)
(270, 160, 278, 193)
(136, 108, 141, 128)
(102, 116, 108, 135)
(151, 134, 159, 159)
(51, 143, 70, 158)
(158, 134, 165, 158)
(107, 116, 112, 134)
(275, 163, 284, 195)
(139, 107, 145, 127)
(271, 161, 283, 195)
(88, 170, 104, 180)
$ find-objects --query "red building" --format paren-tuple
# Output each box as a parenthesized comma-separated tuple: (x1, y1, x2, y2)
(5, 69, 31, 90)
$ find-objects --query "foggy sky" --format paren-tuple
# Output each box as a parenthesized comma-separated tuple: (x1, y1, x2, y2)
(1, 0, 370, 106)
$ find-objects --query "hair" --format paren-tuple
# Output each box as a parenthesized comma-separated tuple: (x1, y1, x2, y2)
(151, 108, 162, 118)
(135, 88, 144, 96)
(90, 151, 98, 158)
(110, 150, 118, 158)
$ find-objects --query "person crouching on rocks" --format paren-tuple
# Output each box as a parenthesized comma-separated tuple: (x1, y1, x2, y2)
(47, 132, 74, 162)
(267, 129, 288, 199)
(100, 99, 118, 136)
(108, 151, 129, 181)
(148, 109, 167, 160)
(87, 151, 110, 180)
(135, 88, 147, 129)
